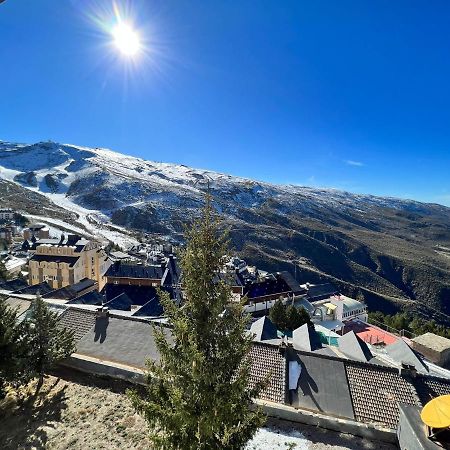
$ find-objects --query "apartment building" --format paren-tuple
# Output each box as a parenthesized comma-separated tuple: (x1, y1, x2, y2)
(0, 208, 15, 221)
(28, 234, 111, 290)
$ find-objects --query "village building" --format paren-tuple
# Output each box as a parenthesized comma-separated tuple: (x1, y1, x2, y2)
(0, 208, 15, 221)
(28, 234, 111, 290)
(0, 226, 13, 243)
(23, 223, 50, 240)
(412, 333, 450, 368)
(242, 271, 307, 315)
(310, 294, 368, 332)
(1, 255, 27, 276)
(103, 256, 181, 314)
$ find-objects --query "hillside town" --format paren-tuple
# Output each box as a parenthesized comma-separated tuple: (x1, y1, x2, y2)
(1, 207, 450, 449)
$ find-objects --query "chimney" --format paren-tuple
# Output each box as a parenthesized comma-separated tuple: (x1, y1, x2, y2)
(96, 306, 109, 318)
(399, 363, 417, 379)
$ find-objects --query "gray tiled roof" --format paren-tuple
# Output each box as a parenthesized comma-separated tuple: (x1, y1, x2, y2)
(345, 361, 420, 429)
(58, 308, 96, 341)
(76, 317, 171, 369)
(248, 342, 286, 403)
(414, 375, 450, 404)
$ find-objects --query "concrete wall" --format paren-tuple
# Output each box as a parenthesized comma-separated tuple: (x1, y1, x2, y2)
(62, 354, 146, 385)
(255, 399, 398, 444)
(412, 342, 450, 367)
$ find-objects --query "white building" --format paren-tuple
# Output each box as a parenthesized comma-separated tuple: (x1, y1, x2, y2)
(311, 294, 368, 332)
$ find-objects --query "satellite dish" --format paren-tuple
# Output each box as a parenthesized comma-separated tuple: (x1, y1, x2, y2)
(421, 395, 450, 429)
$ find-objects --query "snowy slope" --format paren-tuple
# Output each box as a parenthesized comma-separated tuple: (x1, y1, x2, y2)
(0, 140, 445, 226)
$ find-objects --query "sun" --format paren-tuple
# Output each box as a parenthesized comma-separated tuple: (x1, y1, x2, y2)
(112, 22, 141, 57)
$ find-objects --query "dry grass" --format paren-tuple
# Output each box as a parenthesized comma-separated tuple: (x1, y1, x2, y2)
(0, 370, 151, 450)
(0, 369, 397, 450)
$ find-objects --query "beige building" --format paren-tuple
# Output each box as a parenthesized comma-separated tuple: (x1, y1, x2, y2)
(412, 332, 450, 368)
(23, 223, 50, 240)
(28, 234, 111, 290)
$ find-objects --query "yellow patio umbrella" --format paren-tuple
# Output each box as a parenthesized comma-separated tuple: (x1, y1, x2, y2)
(421, 395, 450, 429)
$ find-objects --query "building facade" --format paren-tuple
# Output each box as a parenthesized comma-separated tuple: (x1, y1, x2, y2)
(28, 235, 111, 290)
(23, 223, 50, 240)
(0, 208, 15, 221)
(0, 226, 13, 243)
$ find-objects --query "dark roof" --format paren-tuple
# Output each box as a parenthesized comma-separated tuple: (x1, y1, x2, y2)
(13, 282, 54, 295)
(104, 293, 133, 311)
(67, 290, 104, 306)
(43, 286, 78, 300)
(250, 316, 278, 341)
(104, 284, 158, 306)
(292, 324, 323, 352)
(215, 271, 244, 288)
(278, 272, 306, 295)
(76, 317, 172, 369)
(132, 297, 163, 317)
(30, 254, 80, 267)
(42, 278, 95, 300)
(165, 256, 181, 286)
(244, 274, 293, 300)
(0, 278, 29, 292)
(292, 351, 355, 420)
(248, 342, 287, 403)
(339, 331, 374, 362)
(71, 278, 96, 293)
(58, 308, 97, 341)
(386, 338, 429, 374)
(306, 283, 339, 301)
(345, 361, 420, 429)
(105, 262, 165, 279)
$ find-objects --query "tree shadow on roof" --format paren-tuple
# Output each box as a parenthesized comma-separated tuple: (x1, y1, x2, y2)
(296, 358, 322, 413)
(94, 316, 109, 343)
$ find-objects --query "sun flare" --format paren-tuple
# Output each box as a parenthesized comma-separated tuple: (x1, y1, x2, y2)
(112, 22, 141, 57)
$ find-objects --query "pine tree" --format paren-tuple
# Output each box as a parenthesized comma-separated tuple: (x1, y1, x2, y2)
(128, 195, 266, 450)
(24, 295, 75, 394)
(297, 306, 311, 328)
(269, 299, 287, 331)
(285, 304, 302, 330)
(0, 297, 25, 398)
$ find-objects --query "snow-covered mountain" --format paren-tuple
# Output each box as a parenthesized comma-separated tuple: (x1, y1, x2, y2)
(1, 140, 450, 320)
(0, 140, 446, 230)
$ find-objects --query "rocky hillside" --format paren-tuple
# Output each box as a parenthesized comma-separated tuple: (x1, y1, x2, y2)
(1, 140, 450, 321)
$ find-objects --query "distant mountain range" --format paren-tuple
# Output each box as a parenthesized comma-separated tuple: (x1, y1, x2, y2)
(1, 140, 450, 323)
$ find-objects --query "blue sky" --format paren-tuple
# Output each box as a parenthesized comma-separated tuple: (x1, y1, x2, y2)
(1, 1, 450, 205)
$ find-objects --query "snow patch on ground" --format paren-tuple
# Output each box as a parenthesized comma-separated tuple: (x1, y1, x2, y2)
(246, 427, 309, 450)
